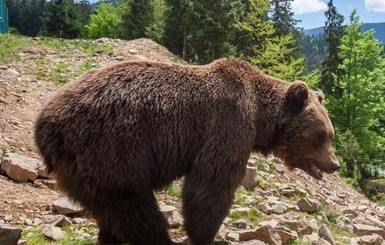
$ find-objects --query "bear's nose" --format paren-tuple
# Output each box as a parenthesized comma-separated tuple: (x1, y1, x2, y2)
(331, 162, 340, 172)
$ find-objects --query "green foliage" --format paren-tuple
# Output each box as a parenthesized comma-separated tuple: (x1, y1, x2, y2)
(319, 0, 345, 94)
(0, 33, 30, 61)
(120, 0, 154, 40)
(326, 213, 337, 224)
(41, 0, 83, 38)
(188, 0, 240, 63)
(237, 0, 304, 80)
(251, 34, 304, 81)
(22, 226, 94, 245)
(269, 0, 300, 37)
(165, 184, 181, 197)
(5, 0, 46, 37)
(328, 10, 385, 182)
(85, 2, 122, 39)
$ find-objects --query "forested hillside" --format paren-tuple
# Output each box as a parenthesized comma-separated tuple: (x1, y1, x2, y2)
(3, 0, 385, 210)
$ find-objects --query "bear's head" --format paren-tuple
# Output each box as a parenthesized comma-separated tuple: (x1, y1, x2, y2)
(274, 81, 340, 180)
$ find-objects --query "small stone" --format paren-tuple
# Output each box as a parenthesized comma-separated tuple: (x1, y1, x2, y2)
(226, 232, 239, 241)
(272, 204, 286, 214)
(158, 202, 177, 220)
(216, 224, 227, 240)
(297, 198, 320, 213)
(353, 224, 385, 238)
(234, 207, 251, 215)
(257, 202, 273, 215)
(275, 226, 298, 244)
(233, 220, 248, 229)
(42, 215, 71, 227)
(72, 218, 87, 224)
(355, 234, 384, 245)
(4, 214, 13, 222)
(319, 224, 335, 245)
(24, 218, 33, 226)
(41, 225, 65, 240)
(52, 197, 83, 215)
(275, 164, 285, 174)
(241, 166, 258, 188)
(304, 233, 320, 243)
(239, 229, 258, 241)
(128, 49, 138, 54)
(317, 238, 332, 245)
(168, 211, 183, 228)
(342, 209, 358, 219)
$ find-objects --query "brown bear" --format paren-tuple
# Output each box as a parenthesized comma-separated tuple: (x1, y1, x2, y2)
(35, 58, 339, 245)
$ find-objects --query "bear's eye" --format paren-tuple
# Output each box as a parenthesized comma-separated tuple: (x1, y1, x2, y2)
(317, 134, 325, 144)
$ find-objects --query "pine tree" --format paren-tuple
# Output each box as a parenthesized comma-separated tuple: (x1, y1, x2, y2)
(163, 0, 191, 59)
(319, 0, 344, 95)
(120, 0, 154, 40)
(187, 0, 239, 63)
(237, 0, 304, 81)
(269, 0, 300, 37)
(41, 0, 82, 38)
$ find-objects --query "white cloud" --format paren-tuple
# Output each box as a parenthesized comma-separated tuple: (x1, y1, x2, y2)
(292, 0, 328, 14)
(365, 0, 385, 12)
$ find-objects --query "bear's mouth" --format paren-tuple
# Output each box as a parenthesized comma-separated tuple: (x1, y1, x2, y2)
(308, 161, 324, 180)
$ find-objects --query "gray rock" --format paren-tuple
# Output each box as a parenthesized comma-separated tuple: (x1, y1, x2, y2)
(0, 225, 22, 245)
(234, 220, 248, 229)
(238, 225, 282, 244)
(241, 166, 258, 188)
(1, 153, 42, 182)
(257, 202, 273, 215)
(354, 234, 384, 245)
(275, 226, 298, 244)
(274, 164, 285, 174)
(52, 197, 83, 215)
(158, 202, 176, 220)
(271, 204, 286, 215)
(353, 224, 385, 238)
(318, 224, 335, 245)
(241, 240, 268, 245)
(168, 211, 184, 228)
(297, 198, 320, 213)
(226, 232, 239, 241)
(41, 225, 64, 240)
(316, 238, 332, 245)
(234, 207, 251, 215)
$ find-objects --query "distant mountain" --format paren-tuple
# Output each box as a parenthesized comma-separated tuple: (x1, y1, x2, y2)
(303, 22, 385, 44)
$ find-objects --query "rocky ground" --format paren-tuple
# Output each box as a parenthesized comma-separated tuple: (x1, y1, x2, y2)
(1, 35, 385, 245)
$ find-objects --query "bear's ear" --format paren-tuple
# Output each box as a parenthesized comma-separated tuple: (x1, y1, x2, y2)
(314, 91, 324, 104)
(285, 81, 308, 112)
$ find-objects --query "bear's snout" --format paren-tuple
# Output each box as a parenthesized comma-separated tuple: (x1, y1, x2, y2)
(330, 161, 340, 173)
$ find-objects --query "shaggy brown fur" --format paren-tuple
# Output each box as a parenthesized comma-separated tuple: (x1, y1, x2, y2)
(35, 58, 339, 245)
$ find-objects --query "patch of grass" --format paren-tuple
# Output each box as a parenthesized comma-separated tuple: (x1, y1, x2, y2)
(165, 184, 182, 198)
(248, 208, 262, 222)
(325, 212, 338, 224)
(22, 228, 48, 245)
(22, 226, 95, 245)
(328, 223, 355, 239)
(0, 34, 31, 62)
(229, 211, 242, 221)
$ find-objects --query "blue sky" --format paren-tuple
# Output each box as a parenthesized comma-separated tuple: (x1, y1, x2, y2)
(292, 0, 385, 29)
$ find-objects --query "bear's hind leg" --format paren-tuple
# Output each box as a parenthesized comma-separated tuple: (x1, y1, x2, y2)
(94, 191, 173, 245)
(182, 171, 238, 245)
